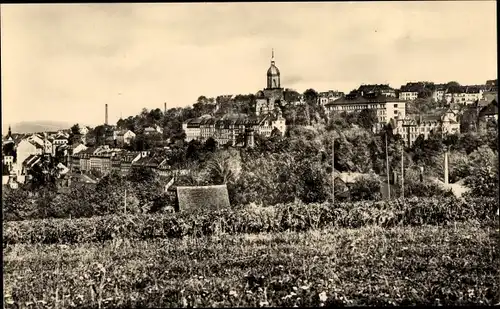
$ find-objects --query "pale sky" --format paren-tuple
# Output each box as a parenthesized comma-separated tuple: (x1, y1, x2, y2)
(1, 2, 497, 127)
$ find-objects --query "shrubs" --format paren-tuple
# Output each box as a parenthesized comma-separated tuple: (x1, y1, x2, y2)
(4, 225, 499, 307)
(4, 197, 497, 246)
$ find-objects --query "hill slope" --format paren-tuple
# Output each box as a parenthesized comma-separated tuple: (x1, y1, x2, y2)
(3, 120, 72, 134)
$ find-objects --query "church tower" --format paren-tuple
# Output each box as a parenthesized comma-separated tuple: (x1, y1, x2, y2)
(266, 49, 280, 89)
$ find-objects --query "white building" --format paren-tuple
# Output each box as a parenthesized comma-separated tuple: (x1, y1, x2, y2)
(317, 90, 345, 106)
(324, 92, 406, 125)
(14, 140, 43, 176)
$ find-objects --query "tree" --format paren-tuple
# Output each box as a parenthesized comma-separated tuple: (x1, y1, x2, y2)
(284, 89, 301, 103)
(206, 150, 241, 185)
(357, 109, 378, 130)
(349, 175, 382, 201)
(26, 155, 61, 191)
(70, 124, 80, 135)
(303, 89, 319, 106)
(204, 137, 218, 152)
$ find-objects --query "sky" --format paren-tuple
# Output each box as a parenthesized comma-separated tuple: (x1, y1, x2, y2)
(1, 2, 497, 127)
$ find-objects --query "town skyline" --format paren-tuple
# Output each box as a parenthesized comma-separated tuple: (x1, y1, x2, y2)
(1, 2, 497, 127)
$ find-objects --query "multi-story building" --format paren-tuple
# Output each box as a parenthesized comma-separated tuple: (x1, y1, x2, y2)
(89, 155, 113, 175)
(317, 90, 345, 106)
(432, 84, 447, 102)
(324, 91, 406, 125)
(446, 86, 484, 105)
(183, 111, 285, 146)
(478, 100, 498, 122)
(357, 84, 397, 98)
(15, 140, 44, 176)
(398, 82, 437, 101)
(391, 108, 460, 146)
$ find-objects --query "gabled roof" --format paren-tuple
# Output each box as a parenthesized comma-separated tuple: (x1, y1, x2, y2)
(22, 154, 41, 168)
(400, 82, 427, 93)
(358, 84, 395, 93)
(479, 101, 498, 117)
(133, 156, 164, 167)
(325, 93, 404, 106)
(176, 184, 231, 212)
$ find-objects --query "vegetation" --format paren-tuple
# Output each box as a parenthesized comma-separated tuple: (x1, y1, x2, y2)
(4, 196, 497, 246)
(4, 224, 498, 308)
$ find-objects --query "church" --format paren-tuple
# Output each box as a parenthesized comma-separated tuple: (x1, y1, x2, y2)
(255, 50, 287, 116)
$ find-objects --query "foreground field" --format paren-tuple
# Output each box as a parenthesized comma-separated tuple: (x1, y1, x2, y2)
(4, 223, 499, 308)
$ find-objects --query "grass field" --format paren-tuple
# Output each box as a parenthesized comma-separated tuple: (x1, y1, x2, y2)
(4, 223, 499, 308)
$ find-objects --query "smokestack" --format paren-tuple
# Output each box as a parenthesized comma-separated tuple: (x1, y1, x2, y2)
(444, 149, 449, 185)
(164, 102, 167, 114)
(105, 104, 109, 125)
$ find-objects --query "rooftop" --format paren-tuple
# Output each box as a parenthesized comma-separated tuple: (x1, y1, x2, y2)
(176, 184, 231, 212)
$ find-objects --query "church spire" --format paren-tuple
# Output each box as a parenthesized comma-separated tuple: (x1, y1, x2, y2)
(271, 48, 275, 65)
(8, 125, 12, 138)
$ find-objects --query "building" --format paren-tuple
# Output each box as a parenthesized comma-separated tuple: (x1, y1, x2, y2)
(317, 90, 345, 106)
(324, 91, 406, 125)
(26, 134, 53, 155)
(432, 84, 447, 102)
(391, 108, 460, 146)
(144, 127, 159, 135)
(52, 133, 69, 146)
(478, 100, 498, 127)
(2, 126, 16, 171)
(398, 82, 436, 101)
(183, 110, 285, 146)
(447, 86, 484, 105)
(116, 130, 136, 146)
(485, 79, 497, 91)
(15, 140, 44, 176)
(255, 50, 287, 116)
(357, 84, 397, 98)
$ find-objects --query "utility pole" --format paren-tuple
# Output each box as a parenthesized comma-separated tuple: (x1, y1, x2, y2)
(385, 132, 391, 200)
(332, 136, 335, 204)
(401, 142, 404, 202)
(124, 187, 127, 214)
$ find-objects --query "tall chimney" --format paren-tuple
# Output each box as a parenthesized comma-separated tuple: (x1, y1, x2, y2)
(105, 104, 109, 125)
(164, 102, 167, 114)
(444, 149, 449, 185)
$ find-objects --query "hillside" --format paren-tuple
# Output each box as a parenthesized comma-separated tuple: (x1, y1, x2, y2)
(2, 120, 72, 134)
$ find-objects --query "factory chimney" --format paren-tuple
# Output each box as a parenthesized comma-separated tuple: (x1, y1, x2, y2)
(164, 102, 167, 115)
(105, 104, 108, 125)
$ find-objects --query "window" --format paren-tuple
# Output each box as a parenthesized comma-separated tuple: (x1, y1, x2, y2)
(394, 104, 398, 108)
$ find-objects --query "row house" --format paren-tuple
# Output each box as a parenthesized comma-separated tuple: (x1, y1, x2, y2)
(432, 84, 448, 102)
(324, 92, 406, 125)
(107, 151, 142, 176)
(317, 90, 345, 106)
(357, 84, 397, 98)
(183, 111, 286, 145)
(131, 154, 170, 176)
(445, 86, 484, 105)
(391, 108, 460, 146)
(398, 82, 435, 101)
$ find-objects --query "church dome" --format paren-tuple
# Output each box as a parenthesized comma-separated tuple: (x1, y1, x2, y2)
(267, 64, 280, 76)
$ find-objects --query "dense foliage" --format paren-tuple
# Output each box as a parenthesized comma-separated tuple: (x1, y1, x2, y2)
(4, 197, 497, 246)
(4, 224, 498, 308)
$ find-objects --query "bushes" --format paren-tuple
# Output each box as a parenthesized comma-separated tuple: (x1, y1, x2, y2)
(4, 197, 497, 246)
(4, 225, 499, 307)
